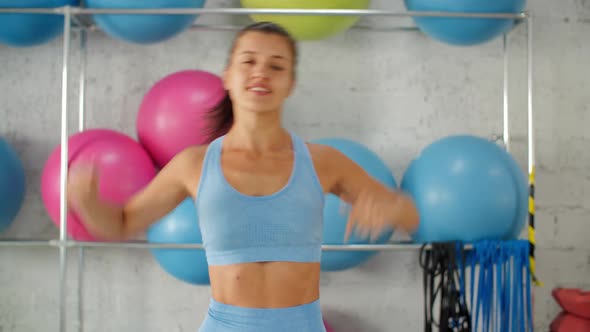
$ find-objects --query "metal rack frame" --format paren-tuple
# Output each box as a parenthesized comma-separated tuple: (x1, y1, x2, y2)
(0, 6, 534, 332)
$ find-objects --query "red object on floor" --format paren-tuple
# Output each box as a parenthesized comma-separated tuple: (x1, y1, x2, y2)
(552, 288, 590, 319)
(550, 312, 590, 332)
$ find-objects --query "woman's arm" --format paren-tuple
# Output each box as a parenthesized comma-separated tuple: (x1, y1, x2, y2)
(316, 144, 420, 241)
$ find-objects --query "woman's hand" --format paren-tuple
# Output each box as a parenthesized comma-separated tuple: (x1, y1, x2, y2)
(66, 146, 204, 241)
(66, 162, 129, 241)
(67, 162, 100, 215)
(345, 184, 419, 242)
(309, 143, 420, 242)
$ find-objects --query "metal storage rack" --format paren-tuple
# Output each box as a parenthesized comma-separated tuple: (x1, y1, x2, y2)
(0, 5, 535, 332)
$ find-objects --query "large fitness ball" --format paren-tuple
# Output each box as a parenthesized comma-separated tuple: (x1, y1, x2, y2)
(240, 0, 371, 41)
(0, 137, 26, 233)
(147, 197, 209, 285)
(41, 129, 157, 241)
(400, 135, 527, 243)
(312, 138, 396, 271)
(85, 0, 206, 44)
(404, 0, 526, 46)
(497, 143, 528, 239)
(137, 70, 226, 168)
(0, 0, 79, 47)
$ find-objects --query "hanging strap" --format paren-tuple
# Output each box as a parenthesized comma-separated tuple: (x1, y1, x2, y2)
(420, 242, 471, 332)
(468, 240, 534, 332)
(420, 243, 434, 332)
(471, 243, 478, 330)
(524, 241, 534, 332)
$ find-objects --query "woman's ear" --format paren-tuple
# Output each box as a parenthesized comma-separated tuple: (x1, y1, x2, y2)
(222, 69, 229, 90)
(287, 79, 296, 97)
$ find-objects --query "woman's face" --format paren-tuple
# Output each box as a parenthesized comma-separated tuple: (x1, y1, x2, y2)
(223, 31, 296, 114)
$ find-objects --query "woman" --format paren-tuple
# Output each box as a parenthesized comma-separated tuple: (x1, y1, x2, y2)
(67, 22, 420, 332)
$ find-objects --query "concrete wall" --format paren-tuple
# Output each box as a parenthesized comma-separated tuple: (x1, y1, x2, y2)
(1, 0, 588, 331)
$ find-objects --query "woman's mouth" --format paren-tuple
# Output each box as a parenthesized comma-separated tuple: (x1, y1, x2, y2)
(247, 86, 271, 96)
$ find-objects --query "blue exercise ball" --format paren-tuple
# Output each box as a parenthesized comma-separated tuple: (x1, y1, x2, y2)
(0, 0, 79, 47)
(147, 197, 209, 285)
(401, 135, 526, 243)
(0, 137, 26, 233)
(498, 146, 528, 239)
(404, 0, 526, 46)
(312, 138, 397, 271)
(86, 0, 206, 44)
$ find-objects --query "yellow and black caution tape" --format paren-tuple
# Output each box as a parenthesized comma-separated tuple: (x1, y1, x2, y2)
(528, 166, 543, 286)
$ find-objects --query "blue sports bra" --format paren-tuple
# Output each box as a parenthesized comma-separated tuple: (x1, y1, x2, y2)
(195, 131, 325, 266)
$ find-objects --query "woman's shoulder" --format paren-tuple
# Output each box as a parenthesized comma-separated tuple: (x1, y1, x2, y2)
(304, 141, 359, 175)
(304, 142, 348, 172)
(161, 144, 211, 180)
(174, 144, 210, 167)
(163, 144, 211, 198)
(303, 142, 350, 193)
(305, 142, 344, 161)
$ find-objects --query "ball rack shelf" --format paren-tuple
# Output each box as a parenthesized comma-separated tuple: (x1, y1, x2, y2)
(0, 6, 535, 332)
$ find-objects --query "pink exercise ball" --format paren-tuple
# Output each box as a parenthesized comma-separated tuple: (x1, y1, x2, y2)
(136, 69, 227, 168)
(324, 319, 335, 332)
(41, 129, 157, 241)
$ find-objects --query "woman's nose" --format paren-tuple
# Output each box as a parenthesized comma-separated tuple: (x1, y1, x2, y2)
(251, 64, 270, 79)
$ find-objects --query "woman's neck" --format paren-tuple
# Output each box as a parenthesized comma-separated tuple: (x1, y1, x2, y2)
(225, 110, 290, 151)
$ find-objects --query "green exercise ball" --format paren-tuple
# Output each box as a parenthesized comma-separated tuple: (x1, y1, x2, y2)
(240, 0, 371, 41)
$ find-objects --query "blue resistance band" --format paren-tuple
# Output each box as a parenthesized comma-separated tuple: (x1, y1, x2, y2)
(469, 240, 534, 332)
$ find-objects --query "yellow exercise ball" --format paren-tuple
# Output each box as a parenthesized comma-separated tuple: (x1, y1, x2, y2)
(240, 0, 371, 41)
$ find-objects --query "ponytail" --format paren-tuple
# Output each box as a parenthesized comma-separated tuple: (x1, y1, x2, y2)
(205, 92, 233, 143)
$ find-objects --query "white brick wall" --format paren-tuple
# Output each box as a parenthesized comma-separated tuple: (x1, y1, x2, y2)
(1, 0, 588, 330)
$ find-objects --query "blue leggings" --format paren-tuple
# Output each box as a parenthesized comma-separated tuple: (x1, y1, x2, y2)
(198, 298, 327, 332)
